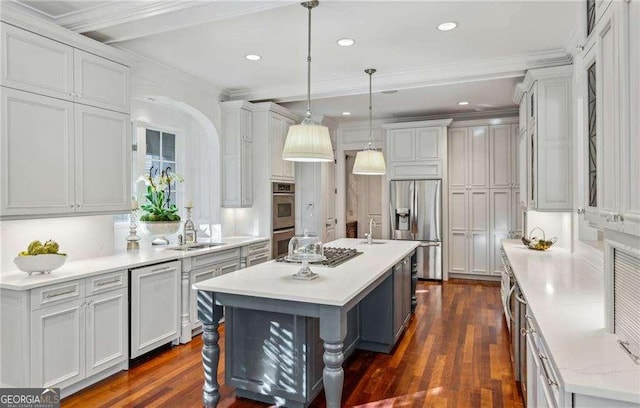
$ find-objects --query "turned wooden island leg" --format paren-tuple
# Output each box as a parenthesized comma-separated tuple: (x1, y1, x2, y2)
(198, 290, 224, 408)
(319, 306, 347, 408)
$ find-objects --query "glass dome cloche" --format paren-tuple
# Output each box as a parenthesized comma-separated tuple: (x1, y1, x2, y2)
(286, 229, 324, 280)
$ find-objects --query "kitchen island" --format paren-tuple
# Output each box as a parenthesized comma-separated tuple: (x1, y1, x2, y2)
(193, 238, 419, 408)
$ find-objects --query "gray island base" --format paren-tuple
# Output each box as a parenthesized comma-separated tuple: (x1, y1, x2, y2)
(194, 238, 420, 407)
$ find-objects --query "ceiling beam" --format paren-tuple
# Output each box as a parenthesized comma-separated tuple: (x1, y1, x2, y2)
(227, 49, 571, 103)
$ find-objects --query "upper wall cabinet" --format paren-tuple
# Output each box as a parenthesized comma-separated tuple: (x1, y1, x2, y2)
(1, 23, 130, 114)
(220, 101, 253, 208)
(1, 23, 74, 101)
(514, 65, 573, 211)
(581, 0, 639, 237)
(0, 23, 131, 219)
(74, 50, 130, 113)
(448, 126, 490, 189)
(489, 124, 519, 189)
(383, 119, 451, 180)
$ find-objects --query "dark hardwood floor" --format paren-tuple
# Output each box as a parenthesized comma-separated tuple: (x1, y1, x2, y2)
(62, 279, 523, 408)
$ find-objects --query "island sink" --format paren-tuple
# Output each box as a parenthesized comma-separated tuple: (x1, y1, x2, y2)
(163, 243, 226, 251)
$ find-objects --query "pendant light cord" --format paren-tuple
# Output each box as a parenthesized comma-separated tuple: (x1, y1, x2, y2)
(364, 68, 376, 149)
(306, 3, 313, 119)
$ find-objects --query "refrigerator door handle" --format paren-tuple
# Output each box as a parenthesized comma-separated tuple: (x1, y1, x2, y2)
(411, 181, 418, 236)
(419, 241, 441, 247)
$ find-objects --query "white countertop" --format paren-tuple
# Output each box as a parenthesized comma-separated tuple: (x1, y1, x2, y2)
(502, 240, 640, 404)
(194, 238, 419, 307)
(0, 236, 269, 291)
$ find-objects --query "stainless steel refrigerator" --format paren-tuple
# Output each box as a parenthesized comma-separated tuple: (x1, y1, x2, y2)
(389, 179, 442, 280)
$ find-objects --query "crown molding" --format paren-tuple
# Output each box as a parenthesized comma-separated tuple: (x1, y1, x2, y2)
(337, 108, 518, 130)
(381, 119, 453, 130)
(228, 49, 571, 103)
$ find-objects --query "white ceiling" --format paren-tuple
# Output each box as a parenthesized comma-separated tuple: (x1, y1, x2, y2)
(280, 76, 522, 121)
(12, 0, 581, 121)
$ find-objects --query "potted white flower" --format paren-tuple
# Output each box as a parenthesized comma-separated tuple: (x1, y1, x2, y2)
(137, 166, 184, 245)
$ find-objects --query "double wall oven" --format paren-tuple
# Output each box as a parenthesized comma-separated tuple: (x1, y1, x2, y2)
(272, 182, 295, 259)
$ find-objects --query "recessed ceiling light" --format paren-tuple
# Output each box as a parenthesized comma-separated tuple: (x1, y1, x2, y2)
(245, 54, 261, 61)
(381, 90, 398, 94)
(342, 112, 352, 116)
(437, 22, 458, 31)
(337, 38, 355, 47)
(458, 101, 470, 106)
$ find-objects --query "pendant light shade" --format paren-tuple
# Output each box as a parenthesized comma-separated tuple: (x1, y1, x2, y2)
(282, 1, 334, 162)
(353, 68, 386, 175)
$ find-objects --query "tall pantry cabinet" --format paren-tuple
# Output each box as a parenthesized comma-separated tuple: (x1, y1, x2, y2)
(1, 22, 131, 219)
(448, 119, 521, 278)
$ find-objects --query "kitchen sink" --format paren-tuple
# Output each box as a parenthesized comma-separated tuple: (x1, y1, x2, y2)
(358, 241, 387, 245)
(163, 243, 227, 251)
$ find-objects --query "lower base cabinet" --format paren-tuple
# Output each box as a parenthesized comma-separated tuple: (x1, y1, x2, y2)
(130, 261, 180, 358)
(0, 271, 130, 392)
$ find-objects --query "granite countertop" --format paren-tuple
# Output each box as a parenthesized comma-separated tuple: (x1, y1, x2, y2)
(0, 236, 269, 291)
(194, 238, 419, 307)
(502, 240, 640, 404)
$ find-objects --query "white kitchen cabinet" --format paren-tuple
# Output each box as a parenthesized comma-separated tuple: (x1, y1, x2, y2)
(30, 298, 85, 388)
(514, 66, 573, 211)
(85, 288, 128, 376)
(383, 120, 451, 180)
(1, 88, 131, 218)
(130, 261, 180, 358)
(1, 88, 75, 216)
(1, 24, 129, 113)
(448, 126, 490, 189)
(270, 112, 296, 182)
(1, 22, 74, 101)
(27, 273, 128, 390)
(490, 125, 512, 188)
(73, 50, 129, 113)
(448, 189, 490, 275)
(582, 1, 639, 237)
(510, 124, 519, 189)
(221, 102, 253, 207)
(75, 104, 130, 213)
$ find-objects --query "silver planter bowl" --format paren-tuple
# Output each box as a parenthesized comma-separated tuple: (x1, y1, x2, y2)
(139, 221, 181, 245)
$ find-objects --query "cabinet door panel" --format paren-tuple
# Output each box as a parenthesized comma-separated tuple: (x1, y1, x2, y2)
(469, 190, 489, 232)
(490, 189, 512, 232)
(1, 89, 74, 216)
(1, 23, 74, 101)
(130, 261, 180, 358)
(322, 160, 336, 243)
(283, 118, 296, 179)
(623, 0, 640, 236)
(31, 300, 85, 388)
(449, 232, 468, 274)
(470, 232, 490, 275)
(190, 267, 216, 328)
(75, 105, 130, 213)
(388, 129, 415, 162)
(519, 130, 528, 206)
(511, 124, 520, 188)
(491, 232, 510, 275)
(518, 92, 528, 133)
(490, 125, 511, 188)
(241, 141, 253, 206)
(469, 126, 490, 188)
(449, 190, 468, 231)
(74, 50, 129, 113)
(270, 114, 284, 178)
(512, 189, 523, 237)
(415, 128, 440, 160)
(86, 288, 127, 376)
(448, 128, 468, 188)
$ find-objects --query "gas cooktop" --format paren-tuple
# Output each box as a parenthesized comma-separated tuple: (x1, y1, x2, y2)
(275, 247, 362, 268)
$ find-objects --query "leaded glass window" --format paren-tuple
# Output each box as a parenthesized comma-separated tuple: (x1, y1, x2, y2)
(588, 62, 597, 207)
(587, 0, 596, 36)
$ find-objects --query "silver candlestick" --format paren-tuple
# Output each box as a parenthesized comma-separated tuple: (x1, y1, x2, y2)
(126, 209, 141, 250)
(184, 206, 196, 244)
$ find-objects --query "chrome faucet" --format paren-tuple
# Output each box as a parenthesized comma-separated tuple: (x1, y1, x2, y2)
(365, 218, 376, 244)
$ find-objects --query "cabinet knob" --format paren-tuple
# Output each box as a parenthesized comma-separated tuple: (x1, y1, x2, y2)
(577, 207, 585, 215)
(70, 204, 75, 208)
(77, 202, 82, 208)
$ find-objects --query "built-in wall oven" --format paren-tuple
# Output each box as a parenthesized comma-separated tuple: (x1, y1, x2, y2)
(272, 182, 295, 258)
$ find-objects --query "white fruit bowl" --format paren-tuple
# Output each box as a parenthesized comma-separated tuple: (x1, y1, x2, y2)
(14, 254, 67, 275)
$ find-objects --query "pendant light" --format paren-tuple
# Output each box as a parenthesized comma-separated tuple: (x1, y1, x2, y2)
(282, 1, 334, 162)
(353, 68, 386, 175)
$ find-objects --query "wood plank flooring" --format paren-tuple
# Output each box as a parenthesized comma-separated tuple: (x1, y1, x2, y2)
(62, 279, 523, 408)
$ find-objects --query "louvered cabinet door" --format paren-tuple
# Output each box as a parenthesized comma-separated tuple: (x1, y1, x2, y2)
(612, 248, 640, 350)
